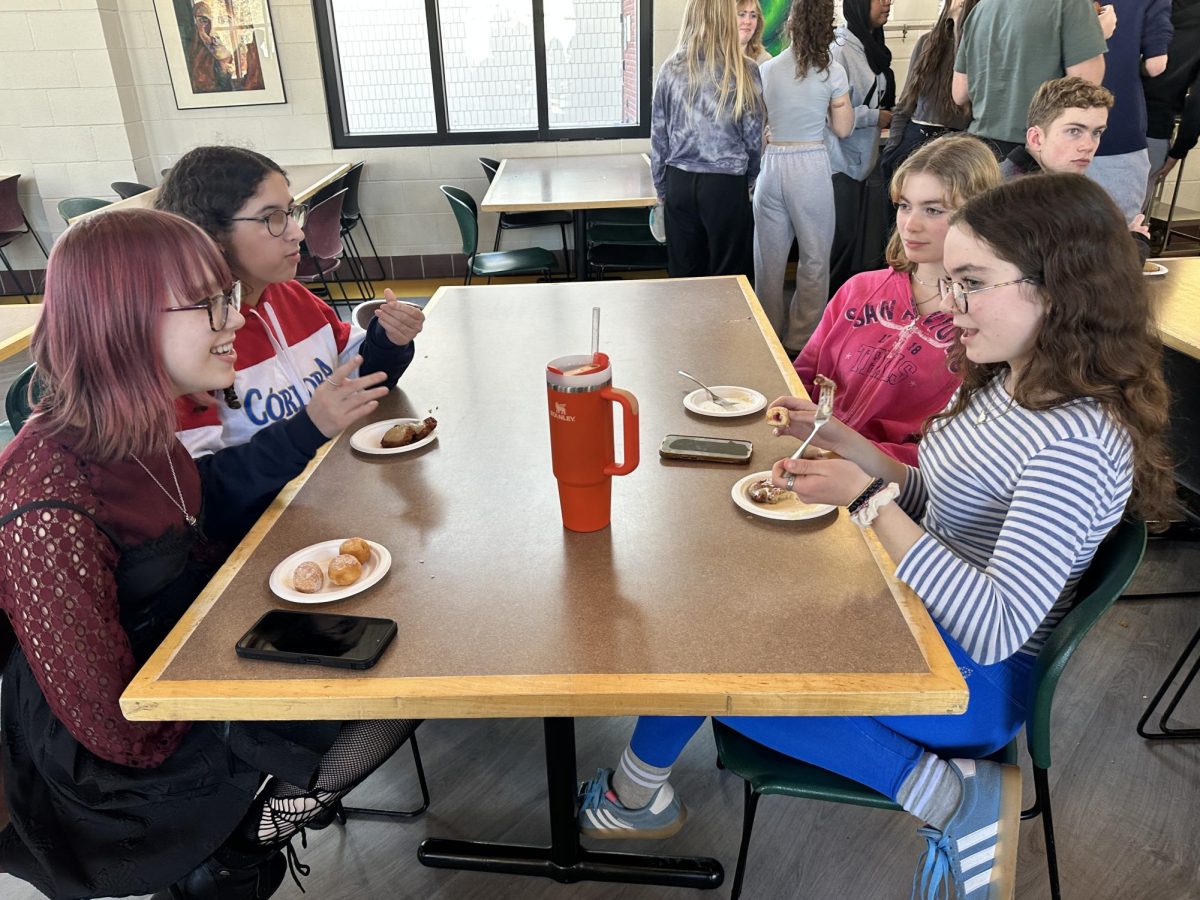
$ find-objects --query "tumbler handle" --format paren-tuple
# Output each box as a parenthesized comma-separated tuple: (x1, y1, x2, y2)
(601, 387, 639, 476)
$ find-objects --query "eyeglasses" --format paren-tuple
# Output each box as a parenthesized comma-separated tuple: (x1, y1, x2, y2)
(737, 10, 759, 19)
(230, 204, 309, 237)
(164, 281, 242, 332)
(938, 276, 1040, 314)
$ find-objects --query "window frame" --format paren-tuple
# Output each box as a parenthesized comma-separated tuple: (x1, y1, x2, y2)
(311, 0, 654, 148)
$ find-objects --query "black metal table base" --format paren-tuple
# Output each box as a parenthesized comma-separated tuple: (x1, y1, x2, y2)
(418, 717, 724, 889)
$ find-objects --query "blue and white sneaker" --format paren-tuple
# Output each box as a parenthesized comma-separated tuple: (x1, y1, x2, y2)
(577, 768, 687, 840)
(912, 759, 1021, 899)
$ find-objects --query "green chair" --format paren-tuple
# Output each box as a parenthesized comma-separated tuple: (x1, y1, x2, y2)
(57, 197, 111, 224)
(713, 518, 1147, 900)
(439, 185, 556, 285)
(5, 363, 40, 435)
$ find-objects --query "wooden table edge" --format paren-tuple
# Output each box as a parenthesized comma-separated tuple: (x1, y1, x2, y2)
(121, 671, 967, 721)
(292, 162, 353, 204)
(0, 324, 36, 363)
(122, 277, 967, 720)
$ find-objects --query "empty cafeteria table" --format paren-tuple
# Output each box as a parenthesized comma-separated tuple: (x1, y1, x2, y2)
(121, 275, 966, 891)
(480, 153, 657, 281)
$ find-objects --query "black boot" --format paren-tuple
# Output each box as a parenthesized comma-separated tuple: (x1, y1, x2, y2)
(153, 847, 287, 900)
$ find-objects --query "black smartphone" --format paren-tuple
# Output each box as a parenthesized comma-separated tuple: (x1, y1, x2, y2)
(236, 610, 397, 670)
(659, 434, 753, 464)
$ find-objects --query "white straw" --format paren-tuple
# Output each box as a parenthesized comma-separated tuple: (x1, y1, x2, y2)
(591, 306, 600, 357)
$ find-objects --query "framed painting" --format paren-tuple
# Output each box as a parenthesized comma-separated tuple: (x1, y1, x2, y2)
(152, 0, 287, 110)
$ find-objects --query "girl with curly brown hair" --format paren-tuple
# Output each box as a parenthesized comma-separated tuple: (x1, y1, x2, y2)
(579, 174, 1172, 900)
(754, 0, 854, 350)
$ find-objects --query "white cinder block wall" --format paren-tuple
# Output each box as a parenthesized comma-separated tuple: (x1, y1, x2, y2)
(2, 0, 1191, 275)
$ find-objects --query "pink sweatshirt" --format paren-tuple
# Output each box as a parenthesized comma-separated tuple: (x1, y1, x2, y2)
(793, 267, 961, 465)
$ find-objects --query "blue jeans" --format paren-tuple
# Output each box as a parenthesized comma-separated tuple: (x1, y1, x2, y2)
(629, 626, 1034, 801)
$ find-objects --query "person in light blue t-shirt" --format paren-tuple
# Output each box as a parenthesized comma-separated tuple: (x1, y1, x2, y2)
(754, 0, 853, 351)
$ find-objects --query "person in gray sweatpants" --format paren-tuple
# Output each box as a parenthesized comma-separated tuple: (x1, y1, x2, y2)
(753, 0, 854, 351)
(754, 146, 837, 350)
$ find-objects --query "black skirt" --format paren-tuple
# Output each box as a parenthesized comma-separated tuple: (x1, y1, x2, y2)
(0, 650, 340, 899)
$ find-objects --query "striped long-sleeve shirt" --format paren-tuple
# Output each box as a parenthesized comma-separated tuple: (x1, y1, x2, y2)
(895, 377, 1133, 665)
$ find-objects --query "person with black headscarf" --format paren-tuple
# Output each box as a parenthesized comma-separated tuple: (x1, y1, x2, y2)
(826, 0, 895, 296)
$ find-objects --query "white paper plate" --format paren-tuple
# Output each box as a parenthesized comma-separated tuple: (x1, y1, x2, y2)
(268, 539, 392, 604)
(683, 386, 767, 418)
(1143, 261, 1168, 277)
(350, 418, 438, 455)
(731, 471, 837, 521)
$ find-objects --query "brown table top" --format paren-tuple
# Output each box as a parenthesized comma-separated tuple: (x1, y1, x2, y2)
(0, 304, 42, 362)
(67, 163, 352, 223)
(480, 153, 657, 213)
(122, 276, 965, 722)
(1149, 257, 1200, 360)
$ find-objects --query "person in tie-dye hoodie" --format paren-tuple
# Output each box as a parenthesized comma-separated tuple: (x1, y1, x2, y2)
(650, 0, 765, 279)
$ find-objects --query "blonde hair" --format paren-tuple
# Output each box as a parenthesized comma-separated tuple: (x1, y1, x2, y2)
(675, 0, 763, 120)
(740, 0, 767, 61)
(885, 133, 1003, 272)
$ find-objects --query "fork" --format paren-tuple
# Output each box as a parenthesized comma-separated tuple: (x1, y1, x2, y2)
(789, 380, 836, 460)
(677, 370, 737, 408)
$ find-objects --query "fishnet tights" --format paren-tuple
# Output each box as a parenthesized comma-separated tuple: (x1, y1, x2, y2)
(238, 719, 418, 847)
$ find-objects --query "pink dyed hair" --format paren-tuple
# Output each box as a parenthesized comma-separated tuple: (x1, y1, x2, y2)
(31, 208, 231, 461)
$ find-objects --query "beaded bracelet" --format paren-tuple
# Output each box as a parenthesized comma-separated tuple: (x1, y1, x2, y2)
(851, 482, 901, 528)
(847, 478, 885, 515)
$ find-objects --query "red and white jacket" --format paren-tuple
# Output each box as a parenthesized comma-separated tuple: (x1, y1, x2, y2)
(175, 280, 412, 457)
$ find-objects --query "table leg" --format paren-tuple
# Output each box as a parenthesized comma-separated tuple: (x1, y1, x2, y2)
(573, 210, 588, 281)
(418, 717, 724, 888)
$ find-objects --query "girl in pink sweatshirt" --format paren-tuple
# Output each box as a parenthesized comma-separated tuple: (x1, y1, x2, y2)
(794, 133, 1001, 463)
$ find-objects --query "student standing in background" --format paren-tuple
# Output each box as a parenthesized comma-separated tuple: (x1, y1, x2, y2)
(828, 0, 895, 294)
(1088, 0, 1173, 219)
(755, 0, 853, 352)
(650, 0, 765, 278)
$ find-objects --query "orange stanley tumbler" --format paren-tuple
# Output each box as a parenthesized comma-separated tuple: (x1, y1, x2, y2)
(546, 353, 640, 532)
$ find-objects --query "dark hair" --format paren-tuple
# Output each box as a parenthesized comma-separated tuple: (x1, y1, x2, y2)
(32, 209, 232, 460)
(788, 0, 834, 76)
(896, 0, 961, 123)
(936, 174, 1175, 525)
(157, 146, 286, 242)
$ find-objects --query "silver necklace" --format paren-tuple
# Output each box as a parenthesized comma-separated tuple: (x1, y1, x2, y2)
(912, 271, 941, 286)
(131, 452, 197, 530)
(972, 395, 1018, 426)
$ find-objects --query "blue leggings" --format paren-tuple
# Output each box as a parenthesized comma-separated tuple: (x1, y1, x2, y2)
(630, 627, 1035, 802)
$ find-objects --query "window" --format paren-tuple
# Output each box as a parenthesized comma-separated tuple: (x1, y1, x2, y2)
(312, 0, 653, 147)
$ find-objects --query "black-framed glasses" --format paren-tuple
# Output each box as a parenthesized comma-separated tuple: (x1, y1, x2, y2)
(938, 276, 1040, 314)
(164, 281, 242, 332)
(230, 204, 309, 237)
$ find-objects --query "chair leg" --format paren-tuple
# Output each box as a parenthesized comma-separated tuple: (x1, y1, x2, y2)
(0, 249, 31, 302)
(493, 216, 504, 252)
(1032, 766, 1062, 900)
(335, 731, 432, 823)
(730, 783, 761, 900)
(559, 221, 570, 275)
(1137, 620, 1200, 740)
(343, 229, 374, 300)
(356, 217, 387, 282)
(23, 214, 49, 260)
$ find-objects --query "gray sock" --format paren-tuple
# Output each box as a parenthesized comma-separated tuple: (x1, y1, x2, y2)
(611, 745, 671, 810)
(896, 752, 963, 832)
